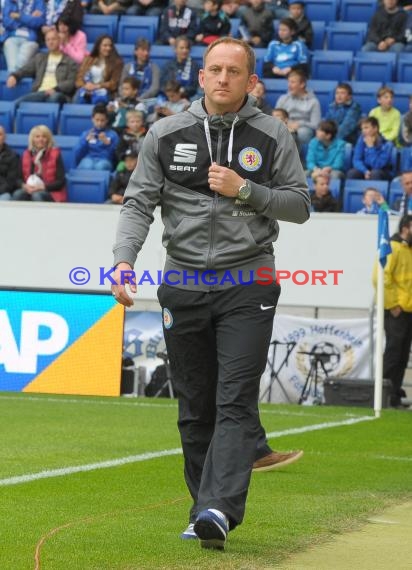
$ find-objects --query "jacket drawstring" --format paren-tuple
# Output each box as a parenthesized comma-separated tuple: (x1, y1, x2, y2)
(204, 115, 239, 167)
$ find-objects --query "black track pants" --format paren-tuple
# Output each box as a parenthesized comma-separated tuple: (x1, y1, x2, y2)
(157, 281, 280, 528)
(383, 310, 412, 405)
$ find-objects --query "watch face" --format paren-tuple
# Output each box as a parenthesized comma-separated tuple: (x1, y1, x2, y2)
(238, 182, 251, 201)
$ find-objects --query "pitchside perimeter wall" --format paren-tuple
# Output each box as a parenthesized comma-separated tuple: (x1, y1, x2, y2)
(0, 202, 400, 310)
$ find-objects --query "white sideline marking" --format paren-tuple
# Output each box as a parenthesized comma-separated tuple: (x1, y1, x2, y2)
(373, 455, 412, 462)
(0, 416, 374, 488)
(0, 395, 362, 419)
(266, 415, 376, 438)
(0, 449, 183, 487)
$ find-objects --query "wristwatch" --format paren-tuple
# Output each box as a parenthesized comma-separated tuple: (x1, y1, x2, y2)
(237, 179, 251, 201)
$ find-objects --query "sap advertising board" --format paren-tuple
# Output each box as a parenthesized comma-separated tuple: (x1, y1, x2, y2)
(0, 290, 124, 396)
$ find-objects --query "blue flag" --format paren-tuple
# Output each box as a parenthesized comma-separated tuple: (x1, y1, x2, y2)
(377, 208, 392, 268)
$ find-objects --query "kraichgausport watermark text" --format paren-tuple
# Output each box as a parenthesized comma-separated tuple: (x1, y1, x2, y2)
(68, 267, 343, 287)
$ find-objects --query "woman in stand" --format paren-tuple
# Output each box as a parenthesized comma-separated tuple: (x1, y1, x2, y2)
(74, 34, 123, 104)
(13, 125, 66, 202)
(56, 13, 88, 64)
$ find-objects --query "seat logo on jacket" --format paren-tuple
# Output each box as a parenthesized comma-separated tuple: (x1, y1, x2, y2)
(170, 143, 198, 172)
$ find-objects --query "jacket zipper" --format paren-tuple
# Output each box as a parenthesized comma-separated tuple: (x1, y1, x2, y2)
(206, 123, 223, 272)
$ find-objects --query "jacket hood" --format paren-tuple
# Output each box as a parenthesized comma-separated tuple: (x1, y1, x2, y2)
(187, 95, 261, 128)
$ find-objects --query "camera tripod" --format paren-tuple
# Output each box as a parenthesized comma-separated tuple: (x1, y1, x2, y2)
(260, 341, 296, 403)
(154, 351, 175, 398)
(298, 351, 330, 405)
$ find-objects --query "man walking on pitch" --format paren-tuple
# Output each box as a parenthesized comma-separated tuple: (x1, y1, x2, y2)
(111, 37, 310, 550)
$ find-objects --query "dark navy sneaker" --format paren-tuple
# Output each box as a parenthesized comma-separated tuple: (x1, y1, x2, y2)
(180, 523, 197, 540)
(194, 508, 229, 550)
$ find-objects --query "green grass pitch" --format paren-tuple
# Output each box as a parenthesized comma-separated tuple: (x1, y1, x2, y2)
(0, 393, 411, 569)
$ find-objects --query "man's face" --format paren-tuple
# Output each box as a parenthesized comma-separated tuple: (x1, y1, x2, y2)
(288, 74, 305, 96)
(199, 42, 257, 114)
(278, 24, 293, 42)
(361, 122, 377, 138)
(175, 40, 190, 61)
(378, 92, 393, 110)
(363, 190, 377, 207)
(289, 3, 303, 19)
(46, 30, 60, 52)
(401, 172, 412, 196)
(383, 0, 398, 11)
(0, 128, 5, 147)
(92, 113, 108, 130)
(122, 83, 137, 99)
(314, 177, 329, 196)
(135, 46, 149, 64)
(335, 87, 351, 105)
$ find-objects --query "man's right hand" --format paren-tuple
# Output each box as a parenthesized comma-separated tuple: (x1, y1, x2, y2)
(111, 262, 136, 307)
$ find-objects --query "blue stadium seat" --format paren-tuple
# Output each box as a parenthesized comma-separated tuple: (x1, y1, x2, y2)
(397, 53, 412, 83)
(311, 50, 353, 81)
(307, 176, 341, 200)
(15, 102, 60, 134)
(343, 180, 389, 213)
(304, 0, 338, 24)
(348, 81, 382, 115)
(6, 133, 28, 157)
(0, 70, 33, 101)
(82, 14, 118, 43)
(254, 48, 265, 77)
(230, 17, 240, 38)
(115, 44, 135, 64)
(59, 104, 94, 136)
(344, 142, 353, 172)
(150, 45, 175, 71)
(54, 135, 79, 171)
(0, 101, 15, 132)
(340, 0, 378, 22)
(190, 45, 206, 68)
(311, 21, 326, 51)
(262, 78, 288, 107)
(66, 169, 110, 203)
(400, 147, 412, 173)
(388, 178, 403, 209)
(386, 82, 412, 114)
(117, 16, 159, 44)
(353, 52, 396, 83)
(326, 22, 367, 52)
(307, 79, 337, 116)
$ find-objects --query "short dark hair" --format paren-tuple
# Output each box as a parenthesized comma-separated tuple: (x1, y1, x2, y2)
(92, 104, 109, 117)
(399, 214, 412, 232)
(122, 76, 140, 90)
(360, 116, 379, 130)
(279, 17, 299, 34)
(336, 82, 352, 96)
(287, 68, 307, 83)
(135, 37, 151, 50)
(273, 108, 289, 120)
(317, 120, 338, 138)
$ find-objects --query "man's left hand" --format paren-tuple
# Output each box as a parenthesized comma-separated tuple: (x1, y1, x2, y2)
(208, 163, 244, 198)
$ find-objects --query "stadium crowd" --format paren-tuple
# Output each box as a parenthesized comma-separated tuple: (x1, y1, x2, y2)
(0, 0, 412, 214)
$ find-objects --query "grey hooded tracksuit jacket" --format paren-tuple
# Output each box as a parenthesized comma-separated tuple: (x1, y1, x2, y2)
(113, 96, 310, 528)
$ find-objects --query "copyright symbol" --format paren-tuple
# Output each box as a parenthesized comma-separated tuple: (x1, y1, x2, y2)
(69, 267, 90, 285)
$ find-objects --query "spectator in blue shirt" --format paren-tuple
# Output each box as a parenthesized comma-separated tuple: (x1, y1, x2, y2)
(306, 120, 346, 180)
(74, 104, 119, 170)
(325, 83, 362, 145)
(263, 17, 308, 79)
(3, 0, 45, 72)
(347, 117, 395, 181)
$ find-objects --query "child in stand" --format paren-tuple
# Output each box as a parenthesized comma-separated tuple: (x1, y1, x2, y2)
(74, 104, 119, 171)
(108, 76, 146, 130)
(369, 86, 401, 145)
(106, 149, 138, 204)
(195, 0, 231, 45)
(356, 187, 388, 215)
(148, 79, 190, 124)
(310, 173, 339, 212)
(116, 110, 147, 169)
